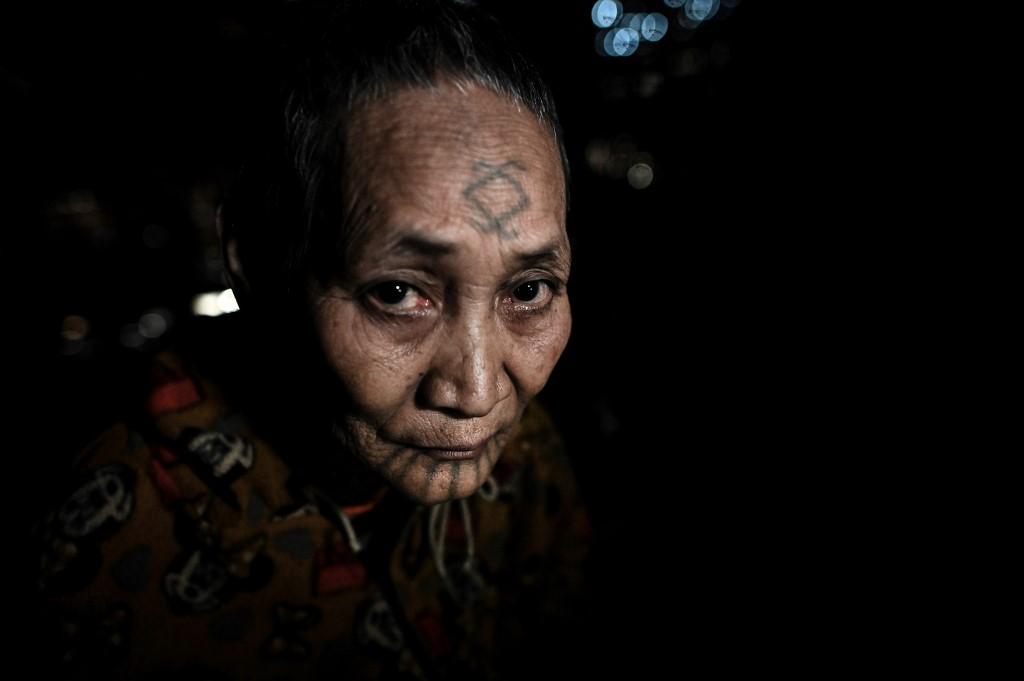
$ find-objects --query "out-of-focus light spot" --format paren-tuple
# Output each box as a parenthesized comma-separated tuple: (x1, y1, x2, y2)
(67, 190, 99, 215)
(217, 289, 239, 314)
(663, 0, 685, 7)
(142, 223, 169, 249)
(686, 0, 720, 22)
(193, 293, 221, 317)
(591, 0, 622, 28)
(61, 315, 90, 342)
(120, 324, 145, 349)
(605, 27, 640, 57)
(192, 289, 239, 317)
(627, 163, 654, 189)
(585, 140, 612, 172)
(677, 11, 701, 30)
(61, 339, 84, 356)
(671, 47, 707, 77)
(641, 13, 669, 41)
(636, 72, 664, 98)
(138, 311, 169, 339)
(621, 13, 645, 31)
(710, 41, 731, 67)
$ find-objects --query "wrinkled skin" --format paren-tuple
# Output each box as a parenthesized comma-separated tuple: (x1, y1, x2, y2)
(307, 81, 572, 505)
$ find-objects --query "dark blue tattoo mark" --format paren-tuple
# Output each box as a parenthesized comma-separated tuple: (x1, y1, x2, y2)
(462, 160, 530, 240)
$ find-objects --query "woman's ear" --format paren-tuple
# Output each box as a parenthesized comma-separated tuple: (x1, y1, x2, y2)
(216, 203, 250, 306)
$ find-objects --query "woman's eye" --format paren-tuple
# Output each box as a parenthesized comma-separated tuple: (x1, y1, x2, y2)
(508, 280, 555, 310)
(368, 282, 431, 313)
(513, 281, 544, 302)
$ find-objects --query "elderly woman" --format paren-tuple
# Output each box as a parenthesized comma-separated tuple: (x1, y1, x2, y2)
(29, 1, 592, 679)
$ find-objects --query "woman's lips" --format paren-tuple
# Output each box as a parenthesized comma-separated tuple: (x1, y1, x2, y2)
(412, 437, 490, 462)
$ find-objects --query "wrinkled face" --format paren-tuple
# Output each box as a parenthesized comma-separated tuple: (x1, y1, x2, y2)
(308, 82, 572, 505)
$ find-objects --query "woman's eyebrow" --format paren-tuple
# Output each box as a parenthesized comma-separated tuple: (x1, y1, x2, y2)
(385, 234, 569, 270)
(388, 234, 457, 258)
(513, 241, 570, 271)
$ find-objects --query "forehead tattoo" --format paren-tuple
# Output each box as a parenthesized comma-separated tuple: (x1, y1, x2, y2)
(461, 159, 530, 240)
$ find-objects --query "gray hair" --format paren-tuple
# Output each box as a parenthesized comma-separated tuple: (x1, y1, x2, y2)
(220, 0, 570, 311)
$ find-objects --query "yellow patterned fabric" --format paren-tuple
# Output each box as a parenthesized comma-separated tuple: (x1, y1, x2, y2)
(30, 339, 592, 680)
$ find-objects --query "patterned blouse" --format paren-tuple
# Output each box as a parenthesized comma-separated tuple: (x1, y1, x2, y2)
(29, 338, 593, 680)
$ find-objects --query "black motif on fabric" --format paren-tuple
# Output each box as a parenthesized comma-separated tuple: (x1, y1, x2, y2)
(122, 429, 145, 457)
(273, 527, 315, 561)
(163, 502, 273, 613)
(49, 603, 132, 672)
(110, 544, 152, 592)
(355, 592, 405, 656)
(163, 548, 231, 613)
(33, 515, 102, 594)
(247, 490, 268, 527)
(209, 605, 255, 642)
(57, 464, 136, 539)
(33, 464, 137, 594)
(259, 603, 323, 661)
(180, 428, 255, 485)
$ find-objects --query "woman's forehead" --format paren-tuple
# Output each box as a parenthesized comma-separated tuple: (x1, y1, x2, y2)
(341, 82, 567, 262)
(347, 82, 564, 194)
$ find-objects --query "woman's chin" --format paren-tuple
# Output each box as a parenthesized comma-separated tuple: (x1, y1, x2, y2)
(381, 440, 502, 505)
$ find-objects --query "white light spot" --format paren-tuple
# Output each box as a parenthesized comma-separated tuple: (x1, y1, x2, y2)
(192, 292, 220, 317)
(585, 139, 612, 172)
(217, 289, 240, 314)
(191, 289, 239, 317)
(627, 163, 654, 189)
(138, 312, 168, 339)
(591, 0, 622, 28)
(120, 324, 145, 349)
(642, 13, 669, 41)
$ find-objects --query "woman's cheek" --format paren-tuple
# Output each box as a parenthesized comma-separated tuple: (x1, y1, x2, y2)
(512, 303, 572, 396)
(328, 308, 438, 415)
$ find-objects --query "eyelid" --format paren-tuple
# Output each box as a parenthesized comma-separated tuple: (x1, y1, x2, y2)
(509, 268, 566, 292)
(505, 278, 560, 315)
(364, 280, 435, 316)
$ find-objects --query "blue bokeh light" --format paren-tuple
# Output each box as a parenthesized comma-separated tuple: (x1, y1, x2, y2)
(604, 27, 640, 57)
(591, 0, 622, 28)
(663, 0, 685, 8)
(641, 13, 669, 42)
(686, 0, 720, 22)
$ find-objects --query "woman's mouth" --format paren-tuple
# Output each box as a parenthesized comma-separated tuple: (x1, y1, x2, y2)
(411, 437, 491, 462)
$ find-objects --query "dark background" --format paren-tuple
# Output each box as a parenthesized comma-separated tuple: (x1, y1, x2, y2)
(7, 0, 864, 674)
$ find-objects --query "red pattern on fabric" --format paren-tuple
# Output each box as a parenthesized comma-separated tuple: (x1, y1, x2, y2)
(155, 445, 179, 465)
(315, 545, 368, 594)
(149, 459, 185, 506)
(146, 378, 201, 416)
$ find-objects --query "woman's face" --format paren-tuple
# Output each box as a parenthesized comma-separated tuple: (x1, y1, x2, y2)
(308, 82, 572, 505)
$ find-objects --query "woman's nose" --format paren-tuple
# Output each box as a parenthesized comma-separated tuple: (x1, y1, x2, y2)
(417, 314, 508, 418)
